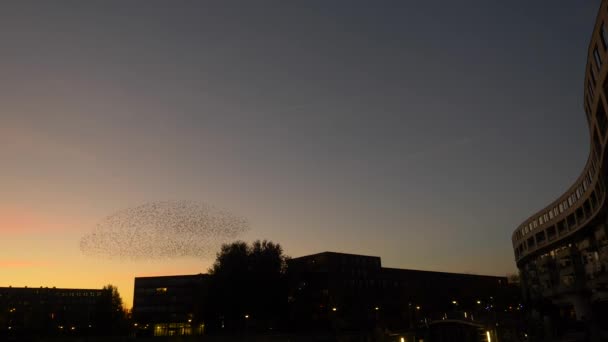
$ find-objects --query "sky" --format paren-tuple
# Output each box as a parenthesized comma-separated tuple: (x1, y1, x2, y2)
(0, 1, 602, 308)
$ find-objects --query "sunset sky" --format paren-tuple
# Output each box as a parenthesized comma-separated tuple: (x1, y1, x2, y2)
(0, 1, 601, 308)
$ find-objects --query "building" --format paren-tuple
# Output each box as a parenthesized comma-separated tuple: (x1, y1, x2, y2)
(511, 0, 608, 331)
(130, 253, 519, 339)
(0, 286, 108, 335)
(287, 252, 515, 334)
(132, 274, 209, 336)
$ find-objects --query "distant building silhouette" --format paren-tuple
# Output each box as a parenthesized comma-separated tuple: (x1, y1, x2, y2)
(287, 252, 515, 335)
(130, 251, 520, 340)
(0, 286, 108, 336)
(132, 274, 208, 337)
(511, 0, 608, 335)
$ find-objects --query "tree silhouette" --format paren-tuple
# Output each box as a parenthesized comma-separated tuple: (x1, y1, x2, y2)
(206, 240, 289, 332)
(93, 284, 127, 335)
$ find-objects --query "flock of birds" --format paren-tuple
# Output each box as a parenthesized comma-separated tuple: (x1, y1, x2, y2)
(80, 201, 249, 260)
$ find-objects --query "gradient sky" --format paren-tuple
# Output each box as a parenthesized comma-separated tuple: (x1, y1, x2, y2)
(0, 1, 602, 308)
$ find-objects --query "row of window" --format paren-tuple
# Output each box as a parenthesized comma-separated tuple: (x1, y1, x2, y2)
(585, 20, 608, 126)
(588, 21, 607, 98)
(516, 10, 608, 261)
(514, 157, 599, 243)
(521, 231, 608, 296)
(517, 17, 608, 249)
(57, 292, 102, 297)
(514, 183, 604, 259)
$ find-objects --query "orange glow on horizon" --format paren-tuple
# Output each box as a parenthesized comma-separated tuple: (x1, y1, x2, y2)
(0, 206, 85, 235)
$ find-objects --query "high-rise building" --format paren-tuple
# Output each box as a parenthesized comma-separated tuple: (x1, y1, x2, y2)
(512, 0, 608, 329)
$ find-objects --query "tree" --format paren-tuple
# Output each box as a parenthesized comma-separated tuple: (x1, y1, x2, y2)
(206, 240, 289, 332)
(94, 284, 128, 335)
(507, 273, 520, 285)
(210, 241, 250, 276)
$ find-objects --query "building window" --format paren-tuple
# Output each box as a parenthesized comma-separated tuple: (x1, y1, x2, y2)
(567, 214, 576, 228)
(604, 69, 608, 98)
(576, 207, 585, 222)
(547, 226, 557, 241)
(536, 231, 546, 244)
(594, 47, 602, 71)
(557, 220, 567, 235)
(601, 23, 608, 50)
(597, 99, 608, 135)
(584, 200, 591, 216)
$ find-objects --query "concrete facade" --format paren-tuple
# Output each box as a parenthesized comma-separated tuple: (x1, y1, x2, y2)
(512, 0, 608, 329)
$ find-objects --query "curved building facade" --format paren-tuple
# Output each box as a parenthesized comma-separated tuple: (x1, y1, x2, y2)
(512, 0, 608, 321)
